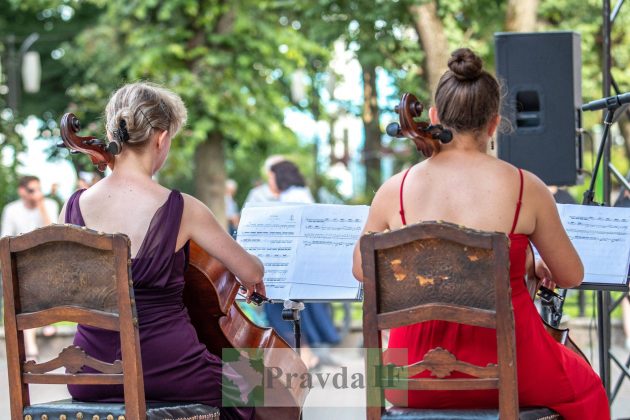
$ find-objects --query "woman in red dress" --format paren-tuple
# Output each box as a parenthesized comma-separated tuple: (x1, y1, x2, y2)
(352, 48, 609, 419)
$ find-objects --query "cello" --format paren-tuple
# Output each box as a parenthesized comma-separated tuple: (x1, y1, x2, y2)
(389, 93, 590, 363)
(59, 113, 308, 419)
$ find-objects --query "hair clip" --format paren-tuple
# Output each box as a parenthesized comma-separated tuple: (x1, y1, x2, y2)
(139, 109, 155, 129)
(116, 119, 130, 143)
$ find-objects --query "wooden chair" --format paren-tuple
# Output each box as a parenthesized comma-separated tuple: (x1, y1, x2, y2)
(360, 221, 560, 420)
(1, 224, 220, 420)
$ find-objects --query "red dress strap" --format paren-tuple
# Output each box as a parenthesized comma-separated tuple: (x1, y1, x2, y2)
(510, 168, 524, 235)
(399, 167, 413, 226)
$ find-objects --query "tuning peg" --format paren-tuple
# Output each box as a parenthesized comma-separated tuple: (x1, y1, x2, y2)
(85, 139, 105, 146)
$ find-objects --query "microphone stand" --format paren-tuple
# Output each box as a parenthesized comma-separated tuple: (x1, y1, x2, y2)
(582, 108, 617, 206)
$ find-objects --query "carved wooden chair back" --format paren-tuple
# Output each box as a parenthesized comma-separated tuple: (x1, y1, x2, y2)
(0, 224, 145, 420)
(360, 221, 517, 420)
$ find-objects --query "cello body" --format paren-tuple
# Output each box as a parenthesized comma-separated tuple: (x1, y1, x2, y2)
(524, 246, 590, 364)
(183, 241, 308, 419)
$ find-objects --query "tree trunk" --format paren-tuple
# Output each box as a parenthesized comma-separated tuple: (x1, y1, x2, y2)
(361, 61, 381, 199)
(194, 132, 227, 227)
(190, 6, 233, 228)
(410, 1, 450, 95)
(505, 0, 539, 32)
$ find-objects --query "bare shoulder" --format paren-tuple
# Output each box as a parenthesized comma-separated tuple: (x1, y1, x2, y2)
(375, 168, 410, 202)
(181, 192, 209, 215)
(488, 158, 549, 196)
(520, 169, 555, 201)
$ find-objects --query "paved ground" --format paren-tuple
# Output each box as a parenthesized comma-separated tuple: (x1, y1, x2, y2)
(1, 325, 629, 419)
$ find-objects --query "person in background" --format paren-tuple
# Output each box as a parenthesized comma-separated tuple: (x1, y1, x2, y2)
(243, 155, 285, 205)
(47, 182, 65, 208)
(548, 185, 576, 205)
(77, 177, 91, 190)
(225, 179, 240, 237)
(90, 172, 103, 186)
(1, 175, 60, 360)
(265, 160, 341, 367)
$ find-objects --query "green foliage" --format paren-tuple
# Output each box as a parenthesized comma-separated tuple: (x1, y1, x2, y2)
(1, 0, 101, 119)
(6, 0, 630, 209)
(51, 0, 330, 201)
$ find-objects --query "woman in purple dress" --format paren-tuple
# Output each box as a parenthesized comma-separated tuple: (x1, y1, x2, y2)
(60, 82, 265, 420)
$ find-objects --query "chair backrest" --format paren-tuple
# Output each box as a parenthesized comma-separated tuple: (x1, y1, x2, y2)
(360, 221, 517, 420)
(0, 224, 146, 420)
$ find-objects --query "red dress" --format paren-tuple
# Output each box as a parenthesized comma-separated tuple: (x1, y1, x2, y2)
(385, 168, 610, 420)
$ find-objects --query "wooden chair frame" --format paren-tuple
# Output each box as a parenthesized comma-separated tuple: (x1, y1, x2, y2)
(360, 221, 517, 420)
(0, 224, 146, 420)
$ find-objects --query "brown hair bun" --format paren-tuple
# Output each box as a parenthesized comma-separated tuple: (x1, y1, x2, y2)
(448, 48, 483, 81)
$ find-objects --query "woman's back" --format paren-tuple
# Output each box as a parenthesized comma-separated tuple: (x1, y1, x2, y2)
(391, 150, 534, 235)
(69, 177, 180, 258)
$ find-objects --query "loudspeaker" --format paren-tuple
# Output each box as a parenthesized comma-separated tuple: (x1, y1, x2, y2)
(495, 31, 582, 186)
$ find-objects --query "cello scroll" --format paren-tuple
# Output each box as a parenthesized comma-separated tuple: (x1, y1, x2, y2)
(59, 113, 117, 172)
(386, 93, 453, 157)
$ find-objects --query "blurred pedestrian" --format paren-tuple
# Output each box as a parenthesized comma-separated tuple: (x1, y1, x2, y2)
(548, 185, 576, 205)
(1, 175, 60, 360)
(47, 182, 64, 208)
(243, 155, 285, 205)
(225, 179, 240, 237)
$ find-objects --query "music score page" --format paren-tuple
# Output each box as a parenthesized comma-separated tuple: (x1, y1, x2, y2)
(237, 203, 369, 301)
(557, 204, 630, 288)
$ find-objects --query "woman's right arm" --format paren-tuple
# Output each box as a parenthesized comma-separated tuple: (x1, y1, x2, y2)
(528, 173, 583, 288)
(352, 179, 397, 281)
(181, 194, 264, 292)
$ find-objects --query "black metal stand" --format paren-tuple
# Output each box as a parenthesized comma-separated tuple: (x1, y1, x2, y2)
(581, 110, 616, 207)
(281, 300, 305, 420)
(577, 92, 619, 404)
(282, 300, 305, 351)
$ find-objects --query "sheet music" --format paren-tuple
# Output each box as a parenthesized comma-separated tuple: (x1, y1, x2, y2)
(237, 203, 369, 301)
(557, 204, 630, 287)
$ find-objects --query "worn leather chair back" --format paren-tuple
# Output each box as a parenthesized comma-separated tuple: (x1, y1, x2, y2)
(360, 221, 519, 420)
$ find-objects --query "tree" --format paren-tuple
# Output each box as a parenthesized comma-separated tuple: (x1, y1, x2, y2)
(23, 0, 325, 225)
(290, 1, 423, 200)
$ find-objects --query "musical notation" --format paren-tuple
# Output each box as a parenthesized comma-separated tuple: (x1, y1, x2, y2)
(557, 204, 630, 286)
(237, 203, 369, 301)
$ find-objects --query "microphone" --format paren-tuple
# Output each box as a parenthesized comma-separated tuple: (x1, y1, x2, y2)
(582, 92, 630, 112)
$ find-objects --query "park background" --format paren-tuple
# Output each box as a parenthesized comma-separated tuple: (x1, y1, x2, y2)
(1, 0, 630, 417)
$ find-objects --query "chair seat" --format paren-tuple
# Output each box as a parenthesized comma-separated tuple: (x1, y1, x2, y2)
(24, 399, 220, 419)
(383, 407, 561, 420)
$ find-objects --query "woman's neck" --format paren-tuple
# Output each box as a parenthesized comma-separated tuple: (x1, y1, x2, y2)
(439, 132, 489, 154)
(109, 150, 155, 183)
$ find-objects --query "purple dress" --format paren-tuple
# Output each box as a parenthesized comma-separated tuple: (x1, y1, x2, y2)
(66, 189, 254, 420)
